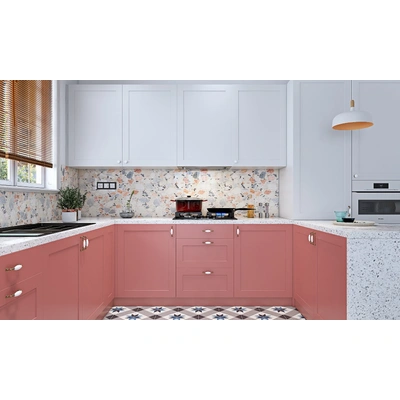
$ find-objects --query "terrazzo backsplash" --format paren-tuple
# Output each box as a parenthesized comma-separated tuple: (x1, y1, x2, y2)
(79, 168, 279, 218)
(0, 166, 78, 227)
(0, 168, 279, 226)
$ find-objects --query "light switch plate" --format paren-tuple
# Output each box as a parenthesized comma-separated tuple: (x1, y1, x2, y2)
(97, 182, 117, 190)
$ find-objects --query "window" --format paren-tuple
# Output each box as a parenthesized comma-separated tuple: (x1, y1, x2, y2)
(0, 80, 53, 189)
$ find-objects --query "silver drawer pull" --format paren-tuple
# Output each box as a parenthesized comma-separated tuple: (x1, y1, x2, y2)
(203, 271, 213, 275)
(5, 264, 23, 272)
(202, 241, 213, 245)
(202, 229, 214, 233)
(5, 290, 23, 298)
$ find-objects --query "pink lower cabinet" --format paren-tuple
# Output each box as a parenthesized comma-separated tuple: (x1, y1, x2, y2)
(42, 226, 114, 320)
(0, 273, 44, 320)
(42, 235, 80, 319)
(234, 225, 293, 299)
(176, 225, 234, 297)
(79, 227, 114, 320)
(292, 226, 318, 319)
(116, 225, 176, 298)
(0, 245, 45, 320)
(293, 226, 347, 320)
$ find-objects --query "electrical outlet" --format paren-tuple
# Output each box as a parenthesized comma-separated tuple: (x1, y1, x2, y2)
(97, 182, 117, 190)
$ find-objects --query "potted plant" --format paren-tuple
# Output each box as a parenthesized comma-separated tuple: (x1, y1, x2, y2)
(76, 189, 88, 220)
(57, 186, 79, 222)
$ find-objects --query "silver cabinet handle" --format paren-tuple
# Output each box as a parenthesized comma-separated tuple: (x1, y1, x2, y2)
(354, 174, 358, 178)
(170, 227, 174, 237)
(85, 238, 89, 249)
(124, 160, 129, 164)
(202, 241, 213, 245)
(203, 271, 213, 275)
(202, 229, 213, 233)
(236, 227, 240, 237)
(5, 264, 23, 272)
(117, 160, 122, 164)
(5, 289, 22, 298)
(80, 236, 87, 251)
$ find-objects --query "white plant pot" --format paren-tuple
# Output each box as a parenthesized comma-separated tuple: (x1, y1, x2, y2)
(77, 209, 82, 220)
(62, 210, 77, 223)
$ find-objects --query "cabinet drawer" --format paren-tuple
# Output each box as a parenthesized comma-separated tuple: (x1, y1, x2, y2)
(177, 267, 233, 298)
(0, 246, 43, 292)
(176, 225, 234, 239)
(0, 273, 43, 320)
(177, 239, 233, 269)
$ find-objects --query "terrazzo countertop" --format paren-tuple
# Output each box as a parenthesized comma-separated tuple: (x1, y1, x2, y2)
(1, 216, 400, 256)
(2, 216, 400, 319)
(0, 216, 290, 256)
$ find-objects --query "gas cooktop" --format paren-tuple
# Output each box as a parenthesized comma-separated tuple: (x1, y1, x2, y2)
(0, 222, 95, 237)
(173, 212, 236, 220)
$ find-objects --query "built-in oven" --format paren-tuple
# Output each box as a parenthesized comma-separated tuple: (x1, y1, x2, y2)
(352, 181, 400, 224)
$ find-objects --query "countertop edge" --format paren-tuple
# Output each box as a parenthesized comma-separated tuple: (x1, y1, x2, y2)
(1, 217, 399, 256)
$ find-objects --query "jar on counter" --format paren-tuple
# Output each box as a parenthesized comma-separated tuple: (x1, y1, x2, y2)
(247, 204, 254, 218)
(257, 203, 265, 218)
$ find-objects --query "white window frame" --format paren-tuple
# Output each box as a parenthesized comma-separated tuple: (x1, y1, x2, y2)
(0, 81, 58, 192)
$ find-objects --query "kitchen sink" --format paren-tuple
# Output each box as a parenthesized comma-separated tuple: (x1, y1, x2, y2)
(0, 222, 95, 237)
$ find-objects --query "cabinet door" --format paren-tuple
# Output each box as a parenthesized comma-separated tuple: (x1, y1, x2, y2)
(103, 227, 115, 307)
(352, 80, 400, 180)
(316, 231, 347, 320)
(280, 81, 352, 220)
(123, 85, 177, 167)
(68, 84, 123, 167)
(116, 225, 175, 298)
(293, 226, 317, 319)
(42, 236, 80, 320)
(0, 273, 44, 320)
(234, 225, 292, 298)
(177, 85, 236, 166)
(79, 229, 106, 320)
(234, 85, 286, 168)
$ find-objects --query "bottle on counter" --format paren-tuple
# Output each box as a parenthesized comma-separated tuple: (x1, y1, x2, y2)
(264, 203, 270, 218)
(247, 204, 254, 218)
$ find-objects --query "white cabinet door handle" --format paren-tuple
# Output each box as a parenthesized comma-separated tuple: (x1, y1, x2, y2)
(85, 238, 89, 249)
(5, 290, 23, 298)
(124, 160, 129, 164)
(117, 160, 122, 164)
(202, 229, 213, 233)
(202, 241, 213, 245)
(203, 271, 213, 275)
(170, 227, 174, 237)
(5, 264, 23, 272)
(236, 227, 240, 237)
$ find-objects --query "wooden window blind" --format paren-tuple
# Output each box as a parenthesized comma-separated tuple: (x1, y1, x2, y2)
(0, 80, 53, 168)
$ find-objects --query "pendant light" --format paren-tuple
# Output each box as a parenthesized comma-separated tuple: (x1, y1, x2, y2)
(332, 82, 373, 130)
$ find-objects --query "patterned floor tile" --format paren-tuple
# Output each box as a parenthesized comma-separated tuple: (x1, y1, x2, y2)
(104, 306, 305, 320)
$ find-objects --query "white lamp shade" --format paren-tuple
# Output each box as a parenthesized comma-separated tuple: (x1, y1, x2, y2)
(332, 106, 373, 131)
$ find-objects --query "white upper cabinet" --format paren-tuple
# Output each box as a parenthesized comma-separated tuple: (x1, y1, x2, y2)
(177, 85, 236, 167)
(280, 81, 352, 220)
(68, 85, 123, 167)
(234, 85, 286, 168)
(123, 85, 177, 167)
(67, 82, 288, 168)
(352, 80, 400, 181)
